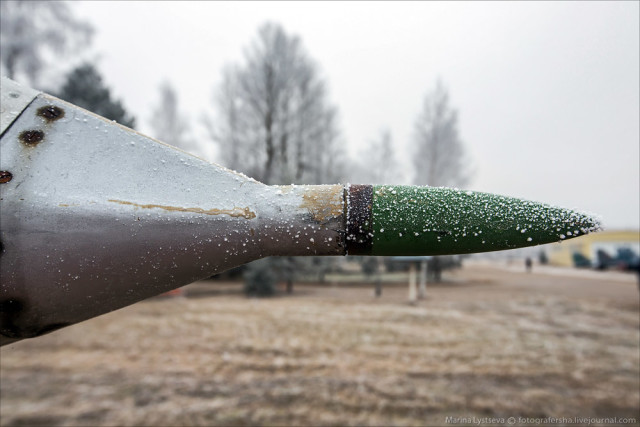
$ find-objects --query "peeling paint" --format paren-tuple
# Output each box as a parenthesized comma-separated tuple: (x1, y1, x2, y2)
(108, 199, 257, 219)
(299, 185, 344, 224)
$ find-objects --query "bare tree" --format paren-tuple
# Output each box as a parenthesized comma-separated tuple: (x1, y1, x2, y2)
(207, 23, 345, 296)
(205, 66, 245, 172)
(354, 129, 401, 184)
(209, 22, 343, 185)
(149, 81, 196, 155)
(413, 80, 470, 188)
(413, 80, 471, 283)
(0, 1, 92, 86)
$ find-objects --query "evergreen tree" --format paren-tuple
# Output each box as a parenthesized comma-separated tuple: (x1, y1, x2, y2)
(57, 63, 136, 128)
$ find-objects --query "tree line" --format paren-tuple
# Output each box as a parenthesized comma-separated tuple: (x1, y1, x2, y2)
(1, 1, 471, 291)
(1, 2, 469, 189)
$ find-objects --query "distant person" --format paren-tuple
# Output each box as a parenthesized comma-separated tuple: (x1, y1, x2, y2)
(525, 257, 532, 273)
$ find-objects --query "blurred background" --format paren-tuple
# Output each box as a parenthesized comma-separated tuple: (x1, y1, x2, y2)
(1, 1, 638, 426)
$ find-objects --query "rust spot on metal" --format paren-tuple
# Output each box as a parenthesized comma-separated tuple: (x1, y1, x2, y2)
(0, 171, 12, 184)
(19, 130, 44, 145)
(37, 105, 65, 122)
(300, 185, 344, 224)
(108, 199, 257, 219)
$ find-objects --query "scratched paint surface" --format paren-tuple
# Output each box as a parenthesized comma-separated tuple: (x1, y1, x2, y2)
(298, 185, 344, 224)
(108, 199, 257, 219)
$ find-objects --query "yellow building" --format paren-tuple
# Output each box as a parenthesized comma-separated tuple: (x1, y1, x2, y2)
(547, 229, 639, 267)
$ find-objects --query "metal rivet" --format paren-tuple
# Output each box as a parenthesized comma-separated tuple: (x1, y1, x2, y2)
(0, 171, 13, 184)
(19, 130, 44, 145)
(37, 105, 65, 122)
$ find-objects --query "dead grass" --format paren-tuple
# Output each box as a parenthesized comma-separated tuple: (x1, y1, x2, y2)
(1, 264, 638, 426)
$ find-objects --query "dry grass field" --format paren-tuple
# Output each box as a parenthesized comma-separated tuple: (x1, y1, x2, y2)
(1, 262, 639, 426)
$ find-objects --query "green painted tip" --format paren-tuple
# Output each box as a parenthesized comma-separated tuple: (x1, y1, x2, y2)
(345, 185, 601, 256)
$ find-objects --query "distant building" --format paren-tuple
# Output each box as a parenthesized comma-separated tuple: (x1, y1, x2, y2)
(547, 229, 639, 268)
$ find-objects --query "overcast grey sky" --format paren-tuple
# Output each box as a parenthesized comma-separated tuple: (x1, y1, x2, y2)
(72, 1, 639, 230)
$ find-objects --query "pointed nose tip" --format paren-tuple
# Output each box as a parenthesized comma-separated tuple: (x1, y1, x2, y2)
(554, 208, 602, 241)
(367, 185, 602, 256)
